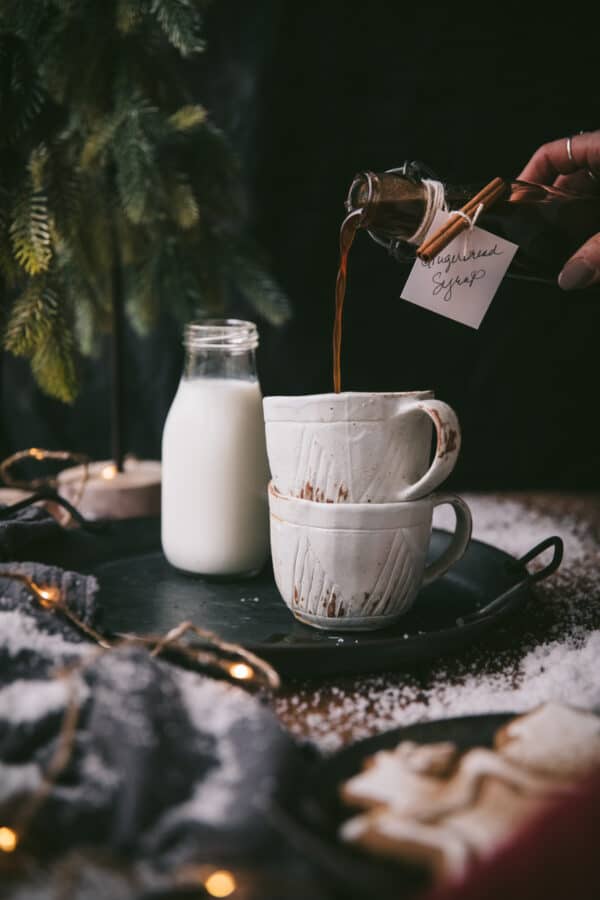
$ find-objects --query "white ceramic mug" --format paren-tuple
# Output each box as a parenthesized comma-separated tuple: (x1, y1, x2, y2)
(263, 391, 460, 503)
(268, 483, 472, 631)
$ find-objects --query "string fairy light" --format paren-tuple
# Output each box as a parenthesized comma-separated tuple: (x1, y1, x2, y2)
(204, 869, 237, 897)
(228, 662, 254, 681)
(33, 585, 62, 608)
(148, 621, 280, 690)
(0, 572, 281, 871)
(0, 572, 280, 687)
(0, 447, 90, 494)
(0, 827, 18, 854)
(0, 572, 113, 649)
(0, 447, 90, 523)
(176, 864, 240, 897)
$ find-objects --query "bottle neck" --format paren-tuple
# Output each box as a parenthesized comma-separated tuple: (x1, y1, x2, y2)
(183, 319, 259, 381)
(347, 170, 470, 244)
(184, 347, 258, 381)
(347, 171, 429, 236)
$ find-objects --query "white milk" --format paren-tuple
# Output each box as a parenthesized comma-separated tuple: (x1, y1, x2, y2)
(161, 377, 270, 575)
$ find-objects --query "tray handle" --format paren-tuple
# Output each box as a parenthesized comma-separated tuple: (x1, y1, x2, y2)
(456, 535, 563, 627)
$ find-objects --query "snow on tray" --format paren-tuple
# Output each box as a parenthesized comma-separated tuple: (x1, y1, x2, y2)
(274, 494, 600, 752)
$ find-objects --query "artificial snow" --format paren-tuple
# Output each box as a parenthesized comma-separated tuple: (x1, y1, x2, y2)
(274, 494, 600, 752)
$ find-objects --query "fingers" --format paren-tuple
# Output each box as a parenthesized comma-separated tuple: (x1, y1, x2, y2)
(554, 170, 599, 194)
(518, 130, 600, 185)
(558, 233, 600, 291)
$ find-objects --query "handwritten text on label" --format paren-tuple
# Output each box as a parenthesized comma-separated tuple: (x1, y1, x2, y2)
(400, 211, 518, 329)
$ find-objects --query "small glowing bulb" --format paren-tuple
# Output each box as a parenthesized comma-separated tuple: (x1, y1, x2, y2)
(30, 448, 45, 460)
(204, 870, 236, 897)
(228, 662, 254, 681)
(36, 585, 61, 608)
(101, 464, 117, 480)
(0, 827, 18, 853)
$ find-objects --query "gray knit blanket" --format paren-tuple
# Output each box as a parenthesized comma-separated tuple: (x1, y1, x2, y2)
(0, 505, 310, 900)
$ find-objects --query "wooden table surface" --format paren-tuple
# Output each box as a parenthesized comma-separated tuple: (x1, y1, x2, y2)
(271, 492, 600, 751)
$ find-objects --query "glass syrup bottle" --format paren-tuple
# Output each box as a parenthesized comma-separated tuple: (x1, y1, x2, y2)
(345, 161, 600, 283)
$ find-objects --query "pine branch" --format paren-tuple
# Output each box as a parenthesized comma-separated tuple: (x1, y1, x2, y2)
(3, 270, 78, 402)
(0, 238, 20, 289)
(30, 316, 77, 403)
(50, 1, 83, 13)
(10, 145, 53, 275)
(64, 191, 115, 315)
(4, 276, 59, 355)
(181, 122, 243, 228)
(227, 239, 292, 326)
(167, 175, 199, 229)
(113, 102, 166, 224)
(0, 0, 292, 404)
(116, 0, 148, 34)
(80, 112, 127, 170)
(165, 241, 204, 320)
(65, 261, 105, 357)
(0, 198, 20, 288)
(126, 227, 231, 334)
(36, 5, 117, 110)
(0, 34, 45, 144)
(114, 207, 147, 268)
(73, 292, 101, 357)
(125, 252, 162, 334)
(0, 2, 54, 39)
(46, 140, 82, 246)
(149, 0, 207, 58)
(168, 104, 206, 132)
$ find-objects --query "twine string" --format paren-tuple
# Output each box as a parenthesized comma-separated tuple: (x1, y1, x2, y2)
(448, 201, 484, 255)
(406, 178, 448, 246)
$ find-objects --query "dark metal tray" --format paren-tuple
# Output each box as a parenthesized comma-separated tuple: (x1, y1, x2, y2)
(272, 713, 515, 899)
(65, 519, 563, 677)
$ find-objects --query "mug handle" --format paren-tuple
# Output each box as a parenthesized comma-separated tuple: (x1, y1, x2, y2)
(396, 399, 461, 501)
(422, 493, 472, 586)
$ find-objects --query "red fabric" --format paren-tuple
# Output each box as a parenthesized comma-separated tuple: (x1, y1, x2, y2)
(421, 769, 600, 900)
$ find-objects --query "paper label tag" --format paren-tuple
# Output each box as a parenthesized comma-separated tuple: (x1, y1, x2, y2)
(400, 210, 518, 328)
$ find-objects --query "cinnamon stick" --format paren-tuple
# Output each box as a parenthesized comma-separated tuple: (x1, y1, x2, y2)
(418, 177, 505, 254)
(417, 177, 507, 261)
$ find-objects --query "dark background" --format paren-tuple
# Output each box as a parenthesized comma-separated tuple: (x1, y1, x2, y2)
(2, 1, 600, 489)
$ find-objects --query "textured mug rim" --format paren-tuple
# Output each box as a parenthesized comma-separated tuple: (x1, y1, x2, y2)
(263, 390, 434, 422)
(268, 481, 435, 529)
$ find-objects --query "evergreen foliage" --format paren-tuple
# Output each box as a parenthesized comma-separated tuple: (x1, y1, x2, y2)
(0, 0, 289, 402)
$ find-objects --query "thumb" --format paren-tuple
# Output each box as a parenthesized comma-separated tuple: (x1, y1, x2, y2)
(558, 233, 600, 291)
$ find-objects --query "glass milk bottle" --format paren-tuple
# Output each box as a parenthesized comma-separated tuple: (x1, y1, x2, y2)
(161, 319, 270, 576)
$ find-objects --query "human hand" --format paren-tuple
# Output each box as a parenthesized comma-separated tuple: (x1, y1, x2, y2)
(518, 130, 600, 291)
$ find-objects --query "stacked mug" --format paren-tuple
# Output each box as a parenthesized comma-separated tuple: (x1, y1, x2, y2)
(263, 392, 472, 631)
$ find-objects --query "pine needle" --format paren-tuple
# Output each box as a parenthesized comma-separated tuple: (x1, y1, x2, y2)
(31, 325, 77, 403)
(150, 0, 206, 57)
(168, 177, 200, 229)
(0, 34, 45, 144)
(11, 190, 53, 276)
(228, 241, 292, 326)
(168, 104, 207, 131)
(4, 279, 59, 355)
